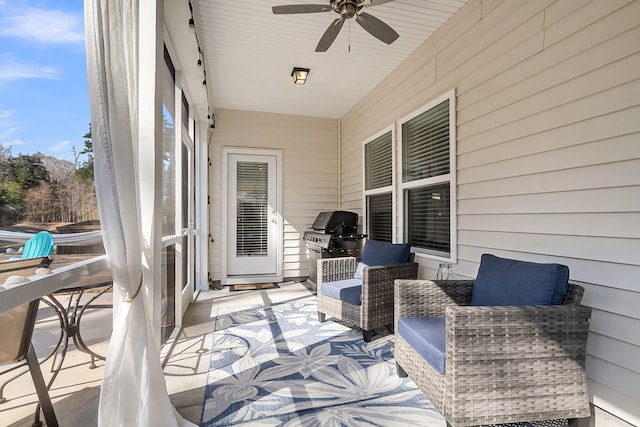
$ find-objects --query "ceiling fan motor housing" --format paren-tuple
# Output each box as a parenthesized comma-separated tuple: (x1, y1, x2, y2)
(331, 0, 362, 19)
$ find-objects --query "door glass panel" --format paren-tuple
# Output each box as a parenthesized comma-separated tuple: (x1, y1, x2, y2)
(236, 161, 268, 257)
(161, 244, 176, 344)
(162, 48, 176, 237)
(182, 143, 189, 229)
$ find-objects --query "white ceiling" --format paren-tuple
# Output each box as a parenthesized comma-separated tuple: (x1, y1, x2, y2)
(194, 0, 469, 119)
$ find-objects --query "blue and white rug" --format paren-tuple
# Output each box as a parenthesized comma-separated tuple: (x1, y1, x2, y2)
(200, 296, 443, 426)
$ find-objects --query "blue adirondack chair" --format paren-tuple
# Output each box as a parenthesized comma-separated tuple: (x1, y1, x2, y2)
(21, 231, 55, 259)
(2, 232, 53, 277)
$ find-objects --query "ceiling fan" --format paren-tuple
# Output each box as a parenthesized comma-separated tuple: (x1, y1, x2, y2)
(272, 0, 399, 52)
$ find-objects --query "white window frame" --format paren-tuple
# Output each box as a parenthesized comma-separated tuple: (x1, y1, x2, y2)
(362, 125, 397, 242)
(362, 89, 457, 263)
(397, 89, 457, 263)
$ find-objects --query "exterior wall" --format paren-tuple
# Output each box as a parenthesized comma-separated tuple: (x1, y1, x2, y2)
(339, 0, 640, 424)
(209, 109, 339, 281)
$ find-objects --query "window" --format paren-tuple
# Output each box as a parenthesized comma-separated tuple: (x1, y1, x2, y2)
(362, 90, 456, 262)
(363, 128, 394, 242)
(400, 90, 456, 260)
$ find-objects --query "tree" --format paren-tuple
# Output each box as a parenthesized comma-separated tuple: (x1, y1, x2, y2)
(0, 128, 99, 226)
(0, 152, 50, 224)
(0, 153, 50, 191)
(24, 182, 54, 223)
(76, 125, 94, 181)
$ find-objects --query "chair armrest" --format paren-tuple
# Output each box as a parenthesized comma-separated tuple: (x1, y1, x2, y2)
(395, 279, 475, 319)
(317, 256, 357, 284)
(361, 262, 418, 305)
(445, 304, 592, 373)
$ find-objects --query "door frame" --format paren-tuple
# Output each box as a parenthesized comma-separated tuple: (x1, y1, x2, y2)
(221, 147, 283, 285)
(179, 131, 195, 317)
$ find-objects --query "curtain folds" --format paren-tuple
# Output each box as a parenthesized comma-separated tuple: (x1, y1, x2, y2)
(84, 1, 194, 425)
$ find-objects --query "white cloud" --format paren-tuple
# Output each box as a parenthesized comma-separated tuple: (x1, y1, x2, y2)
(46, 140, 76, 161)
(0, 108, 19, 142)
(0, 54, 58, 83)
(0, 125, 19, 139)
(49, 140, 71, 153)
(0, 108, 15, 120)
(0, 138, 25, 148)
(0, 7, 83, 44)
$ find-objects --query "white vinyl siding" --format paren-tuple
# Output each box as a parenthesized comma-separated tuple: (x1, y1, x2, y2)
(337, 0, 640, 425)
(210, 109, 338, 280)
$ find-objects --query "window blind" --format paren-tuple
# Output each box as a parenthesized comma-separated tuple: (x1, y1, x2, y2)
(402, 99, 449, 183)
(236, 161, 268, 256)
(367, 193, 393, 242)
(406, 183, 450, 253)
(365, 131, 393, 190)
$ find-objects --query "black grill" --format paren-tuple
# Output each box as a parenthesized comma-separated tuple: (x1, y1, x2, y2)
(303, 211, 367, 285)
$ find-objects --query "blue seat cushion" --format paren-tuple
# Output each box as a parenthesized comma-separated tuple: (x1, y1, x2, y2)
(321, 278, 362, 305)
(471, 254, 569, 306)
(354, 240, 411, 279)
(398, 317, 446, 374)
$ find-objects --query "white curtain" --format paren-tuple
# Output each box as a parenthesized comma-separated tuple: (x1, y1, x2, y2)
(85, 1, 195, 426)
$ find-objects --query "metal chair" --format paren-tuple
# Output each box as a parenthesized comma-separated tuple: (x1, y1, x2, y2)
(0, 299, 59, 427)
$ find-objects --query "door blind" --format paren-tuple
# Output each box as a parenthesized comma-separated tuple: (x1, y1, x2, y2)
(236, 161, 268, 256)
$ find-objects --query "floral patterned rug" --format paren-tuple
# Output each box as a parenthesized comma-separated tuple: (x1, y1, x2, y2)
(200, 296, 443, 426)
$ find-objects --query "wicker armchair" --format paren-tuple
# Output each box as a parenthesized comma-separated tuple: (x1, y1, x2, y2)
(394, 260, 592, 426)
(317, 240, 418, 342)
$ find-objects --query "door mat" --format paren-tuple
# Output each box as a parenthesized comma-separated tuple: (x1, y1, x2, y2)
(229, 283, 280, 291)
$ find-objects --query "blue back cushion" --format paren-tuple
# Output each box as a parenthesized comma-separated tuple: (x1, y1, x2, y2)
(398, 317, 446, 374)
(471, 254, 569, 306)
(354, 240, 411, 279)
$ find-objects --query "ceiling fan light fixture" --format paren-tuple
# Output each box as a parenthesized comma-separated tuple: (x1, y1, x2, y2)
(291, 67, 310, 85)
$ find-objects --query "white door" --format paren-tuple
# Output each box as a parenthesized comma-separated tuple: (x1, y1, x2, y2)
(224, 150, 282, 284)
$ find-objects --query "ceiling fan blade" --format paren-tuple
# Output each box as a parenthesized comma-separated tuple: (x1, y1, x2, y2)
(359, 0, 396, 7)
(315, 18, 345, 52)
(272, 4, 332, 14)
(355, 11, 399, 45)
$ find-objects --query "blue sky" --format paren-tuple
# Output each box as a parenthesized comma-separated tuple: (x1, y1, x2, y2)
(0, 0, 88, 162)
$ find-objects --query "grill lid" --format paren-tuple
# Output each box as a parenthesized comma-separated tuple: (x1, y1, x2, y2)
(311, 211, 358, 234)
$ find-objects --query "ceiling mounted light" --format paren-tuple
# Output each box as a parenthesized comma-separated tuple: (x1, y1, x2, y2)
(291, 67, 310, 85)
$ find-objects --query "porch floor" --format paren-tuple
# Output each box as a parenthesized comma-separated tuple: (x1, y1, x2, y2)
(1, 280, 313, 426)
